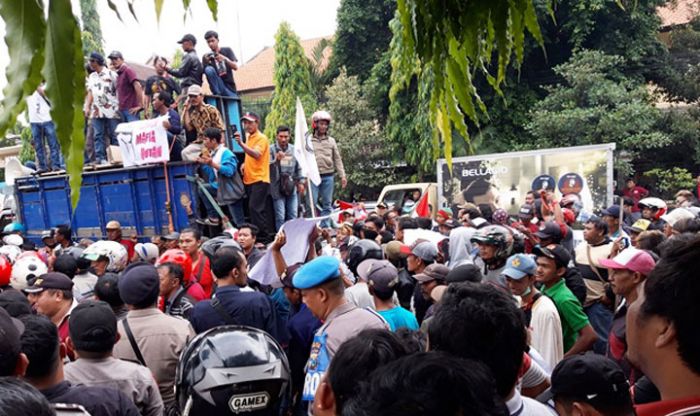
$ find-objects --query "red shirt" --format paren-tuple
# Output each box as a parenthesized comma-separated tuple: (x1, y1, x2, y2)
(191, 252, 213, 298)
(186, 281, 207, 302)
(623, 186, 649, 212)
(116, 64, 140, 111)
(512, 221, 540, 253)
(636, 397, 700, 416)
(119, 239, 135, 261)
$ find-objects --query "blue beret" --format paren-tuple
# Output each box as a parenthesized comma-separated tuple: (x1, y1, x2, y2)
(293, 256, 341, 289)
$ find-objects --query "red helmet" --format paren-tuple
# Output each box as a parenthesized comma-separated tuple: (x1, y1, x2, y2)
(157, 249, 193, 282)
(562, 208, 576, 225)
(0, 256, 11, 286)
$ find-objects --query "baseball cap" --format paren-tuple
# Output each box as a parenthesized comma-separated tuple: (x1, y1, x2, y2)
(549, 353, 631, 409)
(599, 248, 655, 276)
(107, 50, 123, 60)
(534, 221, 563, 241)
(106, 220, 121, 230)
(41, 229, 54, 240)
(441, 219, 460, 229)
(445, 264, 483, 284)
(118, 263, 160, 306)
(88, 52, 105, 65)
(177, 33, 197, 44)
(533, 244, 571, 268)
(470, 217, 488, 228)
(242, 112, 260, 122)
(366, 260, 399, 292)
(518, 204, 534, 218)
(660, 207, 694, 227)
(162, 232, 180, 241)
(0, 306, 24, 370)
(280, 263, 304, 288)
(415, 263, 449, 283)
(601, 205, 621, 218)
(356, 258, 380, 281)
(384, 241, 408, 262)
(23, 272, 74, 294)
(630, 219, 651, 233)
(503, 254, 537, 280)
(376, 202, 388, 209)
(187, 85, 203, 96)
(68, 300, 117, 353)
(400, 241, 438, 262)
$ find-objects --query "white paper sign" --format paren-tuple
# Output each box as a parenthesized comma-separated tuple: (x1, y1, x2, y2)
(116, 116, 170, 167)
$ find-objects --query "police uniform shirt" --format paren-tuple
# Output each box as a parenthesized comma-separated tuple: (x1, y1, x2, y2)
(322, 301, 388, 359)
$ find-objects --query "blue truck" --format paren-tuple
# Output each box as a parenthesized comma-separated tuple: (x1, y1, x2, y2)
(12, 96, 244, 244)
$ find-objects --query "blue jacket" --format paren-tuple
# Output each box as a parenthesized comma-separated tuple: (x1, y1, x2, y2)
(201, 145, 237, 190)
(189, 285, 280, 340)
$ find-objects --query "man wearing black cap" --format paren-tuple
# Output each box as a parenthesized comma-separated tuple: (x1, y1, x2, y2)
(85, 51, 120, 164)
(512, 203, 539, 253)
(107, 51, 144, 122)
(20, 314, 140, 416)
(64, 300, 164, 416)
(112, 263, 194, 410)
(368, 260, 419, 331)
(236, 112, 273, 242)
(166, 33, 204, 92)
(203, 30, 238, 97)
(24, 272, 77, 348)
(548, 354, 634, 416)
(534, 244, 597, 357)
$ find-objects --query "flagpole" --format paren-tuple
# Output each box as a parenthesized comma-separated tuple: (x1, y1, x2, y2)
(306, 178, 316, 218)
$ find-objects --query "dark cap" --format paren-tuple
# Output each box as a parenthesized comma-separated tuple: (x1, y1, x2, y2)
(534, 221, 563, 242)
(441, 219, 460, 229)
(118, 263, 160, 306)
(0, 306, 24, 369)
(533, 244, 571, 268)
(89, 52, 105, 65)
(41, 229, 55, 240)
(162, 232, 180, 241)
(177, 33, 197, 45)
(445, 264, 483, 284)
(281, 263, 304, 289)
(242, 112, 260, 122)
(518, 204, 534, 218)
(107, 50, 123, 60)
(366, 260, 399, 292)
(415, 263, 449, 283)
(376, 202, 388, 209)
(0, 289, 32, 317)
(601, 205, 621, 218)
(69, 300, 117, 353)
(23, 272, 74, 294)
(549, 353, 632, 409)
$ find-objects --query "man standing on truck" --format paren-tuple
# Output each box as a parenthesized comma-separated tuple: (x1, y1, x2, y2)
(269, 125, 304, 231)
(26, 83, 63, 173)
(107, 51, 144, 123)
(310, 111, 346, 228)
(85, 52, 120, 165)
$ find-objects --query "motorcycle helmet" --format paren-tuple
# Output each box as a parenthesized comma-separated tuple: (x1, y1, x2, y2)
(157, 249, 193, 282)
(81, 240, 128, 273)
(3, 222, 25, 234)
(10, 255, 48, 290)
(176, 325, 290, 416)
(63, 246, 85, 261)
(0, 245, 21, 264)
(0, 256, 11, 287)
(345, 239, 383, 275)
(2, 234, 23, 247)
(134, 243, 160, 263)
(470, 225, 514, 261)
(311, 110, 332, 125)
(638, 197, 668, 220)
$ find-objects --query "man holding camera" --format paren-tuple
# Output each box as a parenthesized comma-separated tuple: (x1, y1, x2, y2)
(203, 30, 238, 98)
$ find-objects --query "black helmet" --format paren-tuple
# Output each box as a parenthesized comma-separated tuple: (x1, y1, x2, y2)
(201, 236, 241, 261)
(470, 225, 514, 262)
(176, 326, 290, 416)
(345, 239, 382, 275)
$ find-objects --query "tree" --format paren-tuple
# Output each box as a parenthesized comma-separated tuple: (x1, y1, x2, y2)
(309, 38, 332, 102)
(79, 0, 103, 56)
(264, 22, 317, 138)
(330, 0, 396, 82)
(526, 50, 670, 175)
(324, 70, 406, 199)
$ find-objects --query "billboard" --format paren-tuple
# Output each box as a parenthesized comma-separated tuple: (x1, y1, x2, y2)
(437, 144, 615, 215)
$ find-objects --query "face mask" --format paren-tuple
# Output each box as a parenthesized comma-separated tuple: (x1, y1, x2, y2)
(521, 286, 532, 297)
(363, 229, 378, 241)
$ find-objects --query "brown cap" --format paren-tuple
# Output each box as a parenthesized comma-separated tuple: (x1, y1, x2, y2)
(415, 263, 449, 283)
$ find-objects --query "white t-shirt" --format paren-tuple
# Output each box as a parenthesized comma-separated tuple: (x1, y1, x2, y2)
(506, 389, 557, 416)
(26, 90, 52, 123)
(530, 294, 564, 370)
(345, 282, 375, 310)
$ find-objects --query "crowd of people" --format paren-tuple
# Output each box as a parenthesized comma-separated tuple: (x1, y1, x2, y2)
(0, 174, 698, 416)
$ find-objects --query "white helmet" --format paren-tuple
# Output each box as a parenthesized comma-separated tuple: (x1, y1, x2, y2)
(134, 242, 159, 263)
(82, 240, 128, 272)
(312, 110, 332, 123)
(638, 197, 668, 220)
(2, 234, 23, 247)
(10, 255, 48, 291)
(0, 245, 22, 264)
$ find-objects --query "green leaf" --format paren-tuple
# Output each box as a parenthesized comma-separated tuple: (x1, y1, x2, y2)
(0, 0, 46, 140)
(105, 0, 123, 22)
(206, 0, 218, 21)
(43, 0, 85, 209)
(126, 0, 138, 22)
(154, 0, 164, 22)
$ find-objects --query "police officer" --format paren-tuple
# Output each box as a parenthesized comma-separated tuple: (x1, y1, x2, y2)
(292, 256, 388, 406)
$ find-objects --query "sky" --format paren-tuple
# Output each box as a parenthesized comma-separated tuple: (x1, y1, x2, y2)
(0, 0, 340, 90)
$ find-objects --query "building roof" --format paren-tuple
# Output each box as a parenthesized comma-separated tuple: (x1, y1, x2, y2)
(236, 36, 333, 93)
(127, 61, 157, 82)
(658, 0, 700, 28)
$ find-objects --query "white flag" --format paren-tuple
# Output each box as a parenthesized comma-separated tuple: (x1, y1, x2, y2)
(293, 97, 321, 186)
